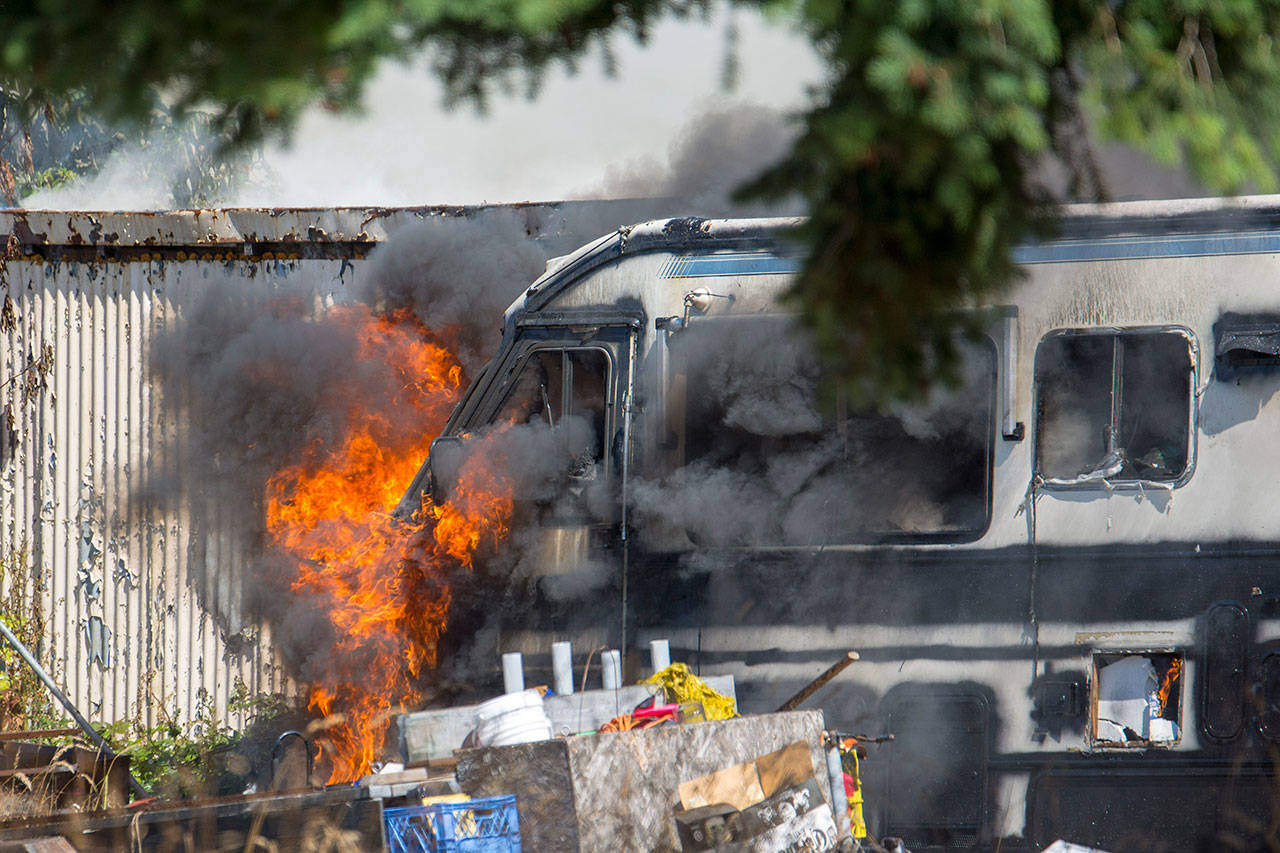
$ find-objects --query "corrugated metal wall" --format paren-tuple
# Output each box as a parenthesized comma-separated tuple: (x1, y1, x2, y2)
(0, 257, 350, 728)
(0, 203, 638, 731)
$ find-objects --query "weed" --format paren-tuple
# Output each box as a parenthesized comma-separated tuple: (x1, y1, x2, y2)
(0, 549, 59, 732)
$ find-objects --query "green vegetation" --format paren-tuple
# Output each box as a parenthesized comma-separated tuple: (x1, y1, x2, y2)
(100, 682, 292, 797)
(0, 551, 58, 732)
(0, 551, 292, 799)
(5, 2, 1280, 397)
(0, 86, 252, 208)
(0, 87, 119, 207)
(745, 1, 1280, 400)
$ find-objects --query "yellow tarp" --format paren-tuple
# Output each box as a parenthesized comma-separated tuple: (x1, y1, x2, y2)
(642, 662, 737, 721)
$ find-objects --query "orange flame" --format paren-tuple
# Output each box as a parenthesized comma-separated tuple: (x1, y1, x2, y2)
(1157, 657, 1182, 712)
(264, 305, 512, 783)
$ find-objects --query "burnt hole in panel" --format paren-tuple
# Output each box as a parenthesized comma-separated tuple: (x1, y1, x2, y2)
(1202, 601, 1248, 742)
(1091, 651, 1183, 746)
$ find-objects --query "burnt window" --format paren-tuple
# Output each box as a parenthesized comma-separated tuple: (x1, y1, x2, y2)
(497, 349, 564, 427)
(652, 318, 995, 545)
(495, 347, 611, 476)
(1035, 329, 1195, 485)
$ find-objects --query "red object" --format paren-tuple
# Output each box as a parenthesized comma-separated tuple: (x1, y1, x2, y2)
(632, 702, 678, 720)
(843, 772, 857, 796)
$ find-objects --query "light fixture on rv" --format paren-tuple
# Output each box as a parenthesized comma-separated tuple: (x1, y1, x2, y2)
(676, 287, 733, 329)
(684, 287, 730, 315)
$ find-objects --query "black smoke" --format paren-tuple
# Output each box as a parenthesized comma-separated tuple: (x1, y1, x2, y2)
(353, 210, 548, 374)
(147, 208, 549, 683)
(629, 317, 993, 550)
(583, 101, 805, 219)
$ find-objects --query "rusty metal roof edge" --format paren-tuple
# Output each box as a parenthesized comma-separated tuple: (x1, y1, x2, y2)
(10, 193, 1280, 248)
(0, 201, 589, 247)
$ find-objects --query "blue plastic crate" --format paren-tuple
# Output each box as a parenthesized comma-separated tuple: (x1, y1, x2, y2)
(385, 795, 521, 853)
(384, 805, 435, 853)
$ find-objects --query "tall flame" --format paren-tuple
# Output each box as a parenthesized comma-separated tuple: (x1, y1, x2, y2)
(264, 305, 512, 783)
(1157, 657, 1182, 713)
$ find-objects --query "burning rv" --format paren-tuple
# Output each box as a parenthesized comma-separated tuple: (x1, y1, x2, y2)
(401, 197, 1280, 851)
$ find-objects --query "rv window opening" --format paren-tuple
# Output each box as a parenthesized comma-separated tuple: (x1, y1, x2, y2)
(665, 317, 995, 545)
(1035, 328, 1194, 486)
(1091, 651, 1183, 747)
(497, 349, 564, 427)
(493, 345, 612, 479)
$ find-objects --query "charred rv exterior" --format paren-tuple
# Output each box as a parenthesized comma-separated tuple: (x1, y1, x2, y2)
(405, 198, 1280, 851)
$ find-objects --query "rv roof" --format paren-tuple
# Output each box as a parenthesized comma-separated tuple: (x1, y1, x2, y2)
(506, 197, 1280, 323)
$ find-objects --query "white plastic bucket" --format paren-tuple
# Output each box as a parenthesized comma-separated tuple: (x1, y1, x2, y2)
(478, 712, 553, 747)
(475, 688, 543, 724)
(474, 689, 553, 747)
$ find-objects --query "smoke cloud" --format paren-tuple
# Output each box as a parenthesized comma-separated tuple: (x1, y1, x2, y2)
(354, 211, 546, 374)
(146, 209, 549, 697)
(630, 318, 991, 549)
(21, 118, 249, 210)
(585, 101, 804, 218)
(149, 170, 827, 722)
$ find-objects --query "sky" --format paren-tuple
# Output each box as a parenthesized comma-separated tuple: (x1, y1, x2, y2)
(24, 5, 825, 209)
(233, 6, 824, 206)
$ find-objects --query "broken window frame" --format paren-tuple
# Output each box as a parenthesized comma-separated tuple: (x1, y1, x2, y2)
(484, 342, 618, 482)
(1089, 649, 1184, 749)
(1033, 325, 1199, 490)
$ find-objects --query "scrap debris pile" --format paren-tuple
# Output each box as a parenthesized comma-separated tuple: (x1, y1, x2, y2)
(0, 638, 1120, 852)
(380, 643, 893, 852)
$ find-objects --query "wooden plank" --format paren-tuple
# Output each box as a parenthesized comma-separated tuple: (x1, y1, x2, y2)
(0, 727, 80, 742)
(0, 767, 73, 780)
(776, 652, 860, 712)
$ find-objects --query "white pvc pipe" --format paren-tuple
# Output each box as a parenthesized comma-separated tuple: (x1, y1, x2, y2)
(502, 652, 525, 694)
(602, 649, 622, 690)
(650, 639, 671, 673)
(552, 641, 574, 696)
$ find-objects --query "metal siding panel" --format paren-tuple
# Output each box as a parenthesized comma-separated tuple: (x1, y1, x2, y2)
(127, 269, 147, 728)
(0, 254, 350, 731)
(55, 276, 75, 714)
